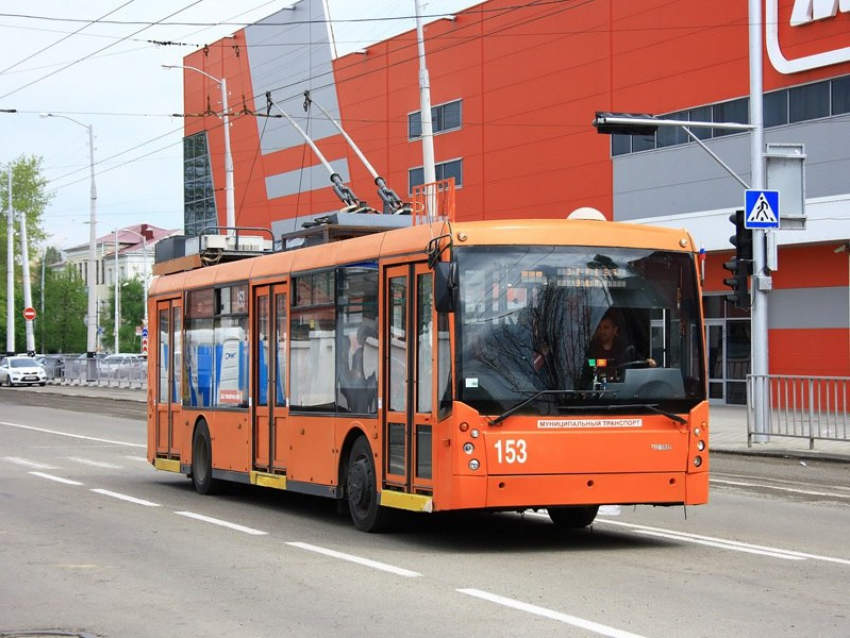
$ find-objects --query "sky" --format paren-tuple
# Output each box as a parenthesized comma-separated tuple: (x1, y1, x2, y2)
(0, 0, 480, 250)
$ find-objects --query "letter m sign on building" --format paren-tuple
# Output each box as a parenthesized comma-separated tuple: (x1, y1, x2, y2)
(767, 0, 850, 73)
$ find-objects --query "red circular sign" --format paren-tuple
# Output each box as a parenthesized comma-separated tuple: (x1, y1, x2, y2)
(23, 307, 36, 321)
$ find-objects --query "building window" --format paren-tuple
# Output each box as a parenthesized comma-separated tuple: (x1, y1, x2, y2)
(408, 158, 463, 193)
(611, 77, 846, 157)
(688, 105, 713, 140)
(611, 135, 631, 156)
(832, 75, 850, 115)
(789, 82, 829, 123)
(657, 111, 688, 147)
(712, 98, 748, 137)
(763, 91, 788, 127)
(408, 99, 462, 139)
(183, 132, 217, 237)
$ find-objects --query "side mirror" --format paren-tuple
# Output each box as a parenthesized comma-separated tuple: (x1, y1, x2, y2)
(434, 261, 457, 314)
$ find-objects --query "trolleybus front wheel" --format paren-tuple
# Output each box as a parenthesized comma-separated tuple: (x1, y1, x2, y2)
(191, 420, 221, 495)
(547, 505, 599, 529)
(347, 436, 391, 532)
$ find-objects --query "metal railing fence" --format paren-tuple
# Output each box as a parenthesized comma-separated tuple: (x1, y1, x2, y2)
(49, 358, 147, 390)
(747, 375, 850, 448)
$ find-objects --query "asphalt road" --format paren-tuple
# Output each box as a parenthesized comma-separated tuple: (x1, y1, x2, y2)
(1, 390, 849, 637)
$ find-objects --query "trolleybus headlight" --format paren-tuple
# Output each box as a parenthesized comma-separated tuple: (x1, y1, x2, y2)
(463, 442, 474, 454)
(697, 440, 706, 451)
(469, 459, 480, 470)
(694, 427, 701, 437)
(470, 429, 480, 439)
(694, 455, 703, 467)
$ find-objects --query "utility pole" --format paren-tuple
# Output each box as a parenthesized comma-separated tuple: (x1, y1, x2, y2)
(114, 227, 119, 353)
(415, 0, 437, 190)
(749, 0, 769, 443)
(19, 201, 35, 355)
(6, 168, 14, 355)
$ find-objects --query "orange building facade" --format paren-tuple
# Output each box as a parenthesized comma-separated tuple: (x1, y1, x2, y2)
(179, 0, 850, 403)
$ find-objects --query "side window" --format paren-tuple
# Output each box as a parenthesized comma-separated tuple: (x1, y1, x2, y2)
(290, 271, 336, 411)
(184, 285, 248, 408)
(185, 288, 215, 407)
(336, 263, 378, 415)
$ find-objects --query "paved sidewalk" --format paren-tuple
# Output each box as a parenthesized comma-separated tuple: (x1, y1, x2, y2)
(705, 404, 850, 462)
(33, 383, 850, 462)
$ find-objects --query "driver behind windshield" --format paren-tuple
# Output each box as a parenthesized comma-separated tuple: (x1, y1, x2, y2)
(583, 311, 656, 387)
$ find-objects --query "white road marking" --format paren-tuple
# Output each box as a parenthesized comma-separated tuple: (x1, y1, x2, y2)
(67, 457, 122, 469)
(175, 511, 267, 535)
(0, 421, 145, 448)
(91, 488, 160, 507)
(459, 588, 648, 638)
(712, 478, 850, 500)
(287, 541, 422, 577)
(124, 455, 150, 463)
(597, 519, 850, 566)
(2, 456, 57, 470)
(28, 471, 84, 486)
(632, 529, 804, 560)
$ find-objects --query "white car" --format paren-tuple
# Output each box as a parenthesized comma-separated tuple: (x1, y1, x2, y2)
(0, 356, 47, 387)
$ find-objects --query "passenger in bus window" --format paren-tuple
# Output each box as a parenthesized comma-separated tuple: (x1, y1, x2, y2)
(341, 320, 377, 413)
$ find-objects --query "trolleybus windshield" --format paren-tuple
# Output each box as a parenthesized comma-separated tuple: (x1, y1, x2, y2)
(455, 245, 705, 417)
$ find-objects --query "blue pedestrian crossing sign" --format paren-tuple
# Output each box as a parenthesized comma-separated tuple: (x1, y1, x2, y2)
(745, 189, 780, 229)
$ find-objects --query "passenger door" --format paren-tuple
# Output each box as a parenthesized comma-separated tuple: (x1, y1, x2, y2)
(382, 263, 435, 493)
(253, 283, 289, 472)
(155, 298, 182, 457)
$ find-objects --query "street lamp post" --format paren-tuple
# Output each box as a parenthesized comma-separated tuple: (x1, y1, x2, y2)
(41, 113, 98, 380)
(162, 64, 234, 234)
(113, 228, 119, 353)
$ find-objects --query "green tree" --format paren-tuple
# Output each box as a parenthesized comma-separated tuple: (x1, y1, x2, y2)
(1, 155, 52, 351)
(102, 276, 145, 353)
(34, 263, 87, 354)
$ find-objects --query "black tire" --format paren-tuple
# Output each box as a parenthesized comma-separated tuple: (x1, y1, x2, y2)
(191, 420, 221, 495)
(347, 436, 391, 532)
(547, 505, 599, 529)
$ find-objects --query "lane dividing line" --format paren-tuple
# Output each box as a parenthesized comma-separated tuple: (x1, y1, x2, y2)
(712, 478, 850, 500)
(3, 456, 58, 470)
(287, 542, 422, 578)
(175, 511, 267, 535)
(0, 421, 145, 448)
(597, 519, 850, 566)
(632, 529, 804, 561)
(91, 488, 160, 507)
(459, 588, 647, 638)
(28, 471, 84, 486)
(67, 457, 122, 469)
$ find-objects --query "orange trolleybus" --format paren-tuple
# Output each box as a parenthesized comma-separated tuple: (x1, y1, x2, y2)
(147, 189, 709, 532)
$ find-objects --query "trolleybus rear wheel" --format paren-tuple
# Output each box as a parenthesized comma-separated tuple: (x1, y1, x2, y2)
(191, 420, 221, 495)
(547, 505, 599, 529)
(347, 436, 391, 532)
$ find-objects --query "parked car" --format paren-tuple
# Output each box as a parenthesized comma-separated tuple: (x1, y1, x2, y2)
(0, 355, 47, 387)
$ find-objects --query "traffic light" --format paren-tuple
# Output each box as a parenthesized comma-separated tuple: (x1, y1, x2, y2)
(723, 210, 753, 309)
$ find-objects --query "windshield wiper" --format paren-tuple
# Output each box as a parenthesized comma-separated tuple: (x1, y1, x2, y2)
(558, 402, 687, 424)
(488, 389, 583, 426)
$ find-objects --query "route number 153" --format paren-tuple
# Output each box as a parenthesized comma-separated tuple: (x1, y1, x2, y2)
(494, 439, 527, 464)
